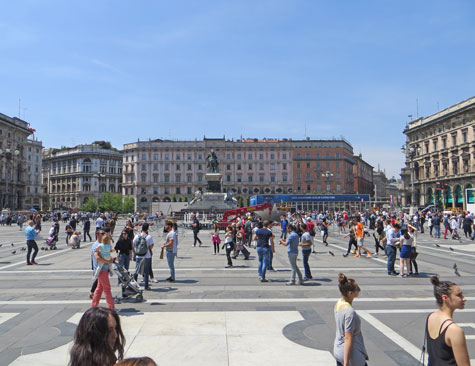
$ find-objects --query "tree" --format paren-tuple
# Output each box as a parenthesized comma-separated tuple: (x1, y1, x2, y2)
(98, 192, 123, 212)
(246, 197, 250, 206)
(172, 194, 177, 202)
(81, 198, 98, 213)
(122, 196, 135, 213)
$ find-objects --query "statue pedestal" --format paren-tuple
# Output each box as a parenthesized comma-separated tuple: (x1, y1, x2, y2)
(205, 173, 222, 193)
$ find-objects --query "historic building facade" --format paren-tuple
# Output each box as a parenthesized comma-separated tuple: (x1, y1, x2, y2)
(401, 96, 475, 210)
(0, 113, 33, 210)
(42, 144, 122, 210)
(291, 139, 356, 194)
(352, 154, 374, 195)
(24, 138, 43, 210)
(123, 137, 371, 213)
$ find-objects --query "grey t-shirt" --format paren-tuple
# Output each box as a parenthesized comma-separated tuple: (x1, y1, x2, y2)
(333, 306, 368, 365)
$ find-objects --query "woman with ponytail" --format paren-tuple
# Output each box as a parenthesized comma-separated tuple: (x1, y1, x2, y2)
(426, 276, 470, 365)
(333, 273, 368, 366)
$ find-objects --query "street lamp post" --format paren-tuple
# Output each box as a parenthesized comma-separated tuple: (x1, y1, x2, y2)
(321, 171, 334, 192)
(401, 143, 420, 214)
(0, 148, 21, 210)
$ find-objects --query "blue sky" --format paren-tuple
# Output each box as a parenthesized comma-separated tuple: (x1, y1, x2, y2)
(1, 0, 474, 179)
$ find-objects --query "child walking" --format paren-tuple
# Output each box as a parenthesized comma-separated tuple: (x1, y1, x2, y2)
(211, 229, 221, 255)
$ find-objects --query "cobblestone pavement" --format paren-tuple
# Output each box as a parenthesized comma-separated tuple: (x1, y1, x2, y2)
(0, 220, 474, 365)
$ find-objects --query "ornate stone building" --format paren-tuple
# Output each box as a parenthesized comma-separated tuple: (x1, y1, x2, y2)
(0, 113, 33, 210)
(123, 137, 371, 213)
(24, 138, 43, 210)
(401, 96, 475, 210)
(42, 144, 122, 210)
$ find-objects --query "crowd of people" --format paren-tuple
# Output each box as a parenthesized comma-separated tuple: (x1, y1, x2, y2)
(5, 206, 473, 365)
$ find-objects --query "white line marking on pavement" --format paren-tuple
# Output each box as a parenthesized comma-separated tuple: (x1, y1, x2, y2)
(0, 266, 386, 274)
(1, 298, 474, 305)
(358, 310, 423, 362)
(0, 242, 94, 270)
(0, 312, 19, 325)
(366, 309, 475, 314)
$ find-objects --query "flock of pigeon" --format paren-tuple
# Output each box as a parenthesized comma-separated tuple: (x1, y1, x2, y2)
(0, 241, 464, 276)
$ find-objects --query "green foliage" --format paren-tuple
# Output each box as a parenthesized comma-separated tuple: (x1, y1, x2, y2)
(81, 198, 98, 212)
(178, 197, 183, 202)
(238, 196, 243, 207)
(246, 197, 250, 206)
(172, 194, 177, 202)
(122, 196, 135, 213)
(98, 192, 123, 212)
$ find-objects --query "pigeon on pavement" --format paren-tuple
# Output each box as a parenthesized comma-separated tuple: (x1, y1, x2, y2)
(450, 247, 454, 251)
(11, 250, 16, 255)
(329, 251, 335, 256)
(11, 243, 14, 246)
(453, 263, 461, 277)
(435, 243, 441, 247)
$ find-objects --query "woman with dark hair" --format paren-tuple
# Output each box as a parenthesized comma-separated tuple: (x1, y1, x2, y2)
(333, 273, 368, 366)
(426, 276, 470, 366)
(223, 225, 234, 268)
(69, 306, 125, 366)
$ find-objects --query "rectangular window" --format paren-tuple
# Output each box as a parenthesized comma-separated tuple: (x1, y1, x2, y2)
(198, 164, 202, 170)
(187, 154, 192, 160)
(433, 139, 438, 151)
(165, 163, 169, 171)
(226, 164, 231, 170)
(336, 152, 340, 158)
(336, 162, 340, 168)
(248, 154, 252, 159)
(188, 164, 192, 171)
(270, 175, 275, 182)
(462, 130, 467, 143)
(297, 152, 301, 158)
(141, 164, 146, 171)
(237, 175, 242, 183)
(187, 187, 192, 194)
(153, 187, 158, 194)
(176, 187, 181, 194)
(176, 164, 180, 170)
(175, 174, 181, 182)
(153, 175, 158, 183)
(326, 184, 330, 191)
(297, 162, 301, 168)
(141, 153, 146, 160)
(283, 163, 287, 170)
(326, 162, 330, 169)
(271, 163, 275, 170)
(259, 175, 264, 182)
(125, 156, 129, 162)
(248, 175, 253, 182)
(141, 175, 146, 183)
(259, 163, 264, 170)
(297, 172, 302, 180)
(164, 153, 169, 160)
(153, 154, 158, 160)
(306, 172, 311, 179)
(248, 163, 252, 170)
(176, 154, 180, 160)
(227, 175, 231, 182)
(153, 164, 158, 171)
(316, 152, 320, 158)
(451, 134, 457, 146)
(226, 153, 231, 159)
(259, 153, 264, 159)
(270, 153, 275, 159)
(237, 153, 241, 160)
(237, 164, 241, 170)
(187, 175, 192, 183)
(164, 175, 169, 183)
(336, 184, 341, 192)
(306, 162, 310, 168)
(283, 174, 287, 182)
(164, 187, 169, 194)
(198, 175, 203, 182)
(442, 138, 447, 149)
(282, 153, 287, 159)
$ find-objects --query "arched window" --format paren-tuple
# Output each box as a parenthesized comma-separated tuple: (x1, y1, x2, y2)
(109, 184, 115, 192)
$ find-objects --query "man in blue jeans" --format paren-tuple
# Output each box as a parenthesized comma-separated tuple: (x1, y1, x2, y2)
(161, 221, 176, 282)
(385, 223, 400, 275)
(253, 220, 274, 282)
(280, 224, 304, 285)
(133, 223, 154, 290)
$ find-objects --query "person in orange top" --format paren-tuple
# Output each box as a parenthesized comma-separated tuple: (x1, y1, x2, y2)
(354, 217, 372, 258)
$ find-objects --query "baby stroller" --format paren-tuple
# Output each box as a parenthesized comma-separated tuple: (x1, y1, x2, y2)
(112, 262, 143, 303)
(42, 234, 58, 250)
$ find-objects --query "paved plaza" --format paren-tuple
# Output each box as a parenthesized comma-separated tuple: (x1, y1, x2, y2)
(0, 220, 474, 366)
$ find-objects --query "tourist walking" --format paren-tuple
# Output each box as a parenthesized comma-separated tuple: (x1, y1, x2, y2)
(211, 228, 221, 254)
(408, 224, 419, 276)
(253, 220, 274, 282)
(385, 223, 400, 275)
(432, 214, 441, 239)
(133, 223, 154, 291)
(25, 220, 40, 265)
(342, 222, 358, 257)
(333, 273, 368, 366)
(280, 224, 303, 285)
(115, 230, 133, 284)
(83, 217, 92, 242)
(426, 276, 470, 365)
(321, 218, 329, 245)
(354, 218, 371, 258)
(91, 233, 115, 309)
(191, 215, 202, 247)
(397, 228, 413, 278)
(299, 224, 313, 280)
(161, 220, 177, 281)
(223, 225, 234, 268)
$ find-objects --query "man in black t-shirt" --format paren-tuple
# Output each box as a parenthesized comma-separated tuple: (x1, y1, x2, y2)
(253, 220, 275, 282)
(192, 215, 202, 247)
